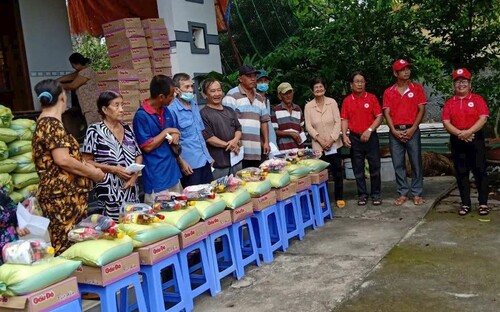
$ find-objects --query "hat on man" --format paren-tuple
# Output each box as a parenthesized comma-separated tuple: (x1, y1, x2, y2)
(392, 59, 412, 71)
(256, 69, 270, 80)
(277, 82, 293, 94)
(239, 65, 260, 76)
(452, 68, 472, 81)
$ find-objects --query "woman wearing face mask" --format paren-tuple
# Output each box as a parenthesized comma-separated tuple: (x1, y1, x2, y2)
(256, 70, 277, 150)
(168, 73, 213, 187)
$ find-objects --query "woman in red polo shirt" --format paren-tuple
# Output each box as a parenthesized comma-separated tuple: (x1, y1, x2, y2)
(442, 68, 489, 216)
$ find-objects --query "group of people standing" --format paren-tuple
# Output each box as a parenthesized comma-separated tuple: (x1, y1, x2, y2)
(29, 57, 489, 256)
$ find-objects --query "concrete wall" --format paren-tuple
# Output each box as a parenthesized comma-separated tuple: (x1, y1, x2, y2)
(157, 0, 222, 79)
(18, 0, 74, 110)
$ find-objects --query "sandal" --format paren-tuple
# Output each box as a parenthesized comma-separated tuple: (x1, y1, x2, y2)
(479, 205, 490, 216)
(413, 196, 425, 206)
(458, 205, 471, 216)
(336, 200, 346, 209)
(357, 198, 367, 206)
(394, 196, 408, 206)
(372, 199, 382, 206)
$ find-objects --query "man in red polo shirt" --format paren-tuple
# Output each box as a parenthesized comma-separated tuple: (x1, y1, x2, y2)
(383, 59, 427, 206)
(341, 71, 383, 206)
(442, 68, 489, 216)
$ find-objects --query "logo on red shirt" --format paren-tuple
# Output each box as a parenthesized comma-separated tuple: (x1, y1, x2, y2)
(408, 92, 414, 98)
(468, 102, 474, 107)
(364, 103, 370, 108)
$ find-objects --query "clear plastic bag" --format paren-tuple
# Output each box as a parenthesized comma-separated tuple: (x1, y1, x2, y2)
(120, 203, 164, 224)
(236, 167, 267, 182)
(21, 195, 43, 216)
(68, 214, 124, 242)
(182, 184, 215, 200)
(152, 193, 193, 212)
(2, 239, 54, 265)
(211, 174, 246, 193)
(260, 159, 289, 173)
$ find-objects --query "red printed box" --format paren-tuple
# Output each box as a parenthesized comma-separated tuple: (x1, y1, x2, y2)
(109, 47, 150, 66)
(96, 80, 139, 92)
(0, 277, 79, 312)
(251, 191, 277, 211)
(310, 169, 329, 184)
(73, 252, 140, 286)
(102, 18, 142, 35)
(229, 202, 254, 223)
(96, 69, 138, 82)
(139, 78, 151, 90)
(122, 100, 140, 112)
(144, 27, 169, 39)
(106, 37, 147, 54)
(119, 90, 140, 102)
(111, 57, 151, 70)
(142, 18, 166, 29)
(152, 67, 172, 77)
(137, 67, 153, 80)
(146, 37, 170, 49)
(136, 236, 180, 265)
(205, 210, 232, 235)
(148, 48, 170, 59)
(179, 222, 208, 249)
(296, 175, 312, 191)
(139, 89, 151, 101)
(122, 111, 136, 122)
(105, 28, 145, 41)
(274, 182, 298, 201)
(151, 57, 171, 68)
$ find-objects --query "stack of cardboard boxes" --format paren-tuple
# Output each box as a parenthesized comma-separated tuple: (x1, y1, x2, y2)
(142, 18, 172, 78)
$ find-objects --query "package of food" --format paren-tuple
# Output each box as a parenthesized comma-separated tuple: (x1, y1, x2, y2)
(211, 175, 245, 193)
(182, 184, 215, 200)
(152, 193, 193, 212)
(2, 239, 54, 265)
(260, 159, 289, 173)
(120, 202, 165, 224)
(236, 167, 268, 182)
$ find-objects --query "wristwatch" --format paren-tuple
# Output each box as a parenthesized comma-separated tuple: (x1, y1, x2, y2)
(368, 127, 373, 132)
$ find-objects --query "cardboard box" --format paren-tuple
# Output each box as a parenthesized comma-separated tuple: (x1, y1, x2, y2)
(136, 236, 180, 265)
(151, 57, 171, 68)
(139, 78, 151, 90)
(0, 277, 79, 312)
(274, 182, 298, 201)
(137, 67, 153, 80)
(73, 252, 139, 286)
(122, 100, 140, 112)
(310, 169, 329, 184)
(229, 201, 254, 223)
(103, 18, 142, 34)
(251, 190, 277, 211)
(96, 69, 138, 82)
(122, 110, 136, 122)
(96, 80, 139, 92)
(179, 222, 208, 249)
(142, 18, 166, 29)
(296, 175, 312, 192)
(144, 27, 169, 39)
(205, 210, 232, 235)
(109, 47, 150, 66)
(152, 67, 172, 77)
(104, 27, 145, 41)
(139, 89, 151, 101)
(148, 48, 170, 59)
(106, 37, 147, 53)
(111, 57, 151, 70)
(119, 90, 140, 102)
(146, 37, 170, 49)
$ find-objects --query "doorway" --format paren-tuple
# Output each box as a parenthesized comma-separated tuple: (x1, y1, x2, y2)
(0, 0, 32, 112)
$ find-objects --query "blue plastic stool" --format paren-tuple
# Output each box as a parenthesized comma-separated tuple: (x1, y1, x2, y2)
(78, 272, 148, 312)
(139, 253, 191, 312)
(51, 299, 82, 312)
(229, 217, 261, 279)
(178, 239, 217, 300)
(296, 189, 316, 231)
(250, 204, 284, 263)
(207, 227, 237, 294)
(276, 195, 305, 250)
(310, 181, 333, 227)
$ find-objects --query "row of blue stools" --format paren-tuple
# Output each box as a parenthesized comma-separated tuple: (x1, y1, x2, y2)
(79, 178, 333, 312)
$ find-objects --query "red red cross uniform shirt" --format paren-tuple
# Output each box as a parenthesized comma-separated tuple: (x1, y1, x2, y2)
(442, 93, 489, 130)
(382, 82, 427, 125)
(341, 92, 382, 134)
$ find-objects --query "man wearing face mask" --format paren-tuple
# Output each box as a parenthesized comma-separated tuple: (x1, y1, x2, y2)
(169, 73, 213, 187)
(256, 70, 277, 150)
(223, 65, 271, 168)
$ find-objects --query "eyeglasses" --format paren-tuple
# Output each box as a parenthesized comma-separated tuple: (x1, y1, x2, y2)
(454, 80, 469, 85)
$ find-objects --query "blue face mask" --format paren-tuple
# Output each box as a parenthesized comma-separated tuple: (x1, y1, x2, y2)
(180, 92, 195, 102)
(256, 83, 269, 92)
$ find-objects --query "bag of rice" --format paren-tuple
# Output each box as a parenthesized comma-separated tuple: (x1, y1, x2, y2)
(12, 172, 39, 189)
(10, 118, 36, 132)
(8, 191, 23, 203)
(0, 257, 81, 297)
(193, 195, 227, 219)
(0, 141, 8, 160)
(0, 173, 13, 194)
(8, 140, 32, 157)
(116, 223, 180, 247)
(287, 164, 311, 179)
(218, 188, 251, 209)
(13, 128, 33, 141)
(267, 172, 291, 188)
(0, 128, 18, 143)
(0, 105, 14, 129)
(157, 206, 201, 230)
(18, 184, 38, 198)
(244, 179, 272, 197)
(0, 159, 17, 173)
(298, 159, 330, 173)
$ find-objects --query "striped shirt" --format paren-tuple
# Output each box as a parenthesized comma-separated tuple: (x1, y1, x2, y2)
(222, 85, 270, 161)
(271, 102, 305, 150)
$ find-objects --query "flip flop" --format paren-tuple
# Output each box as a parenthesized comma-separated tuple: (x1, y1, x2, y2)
(394, 196, 408, 206)
(413, 196, 425, 206)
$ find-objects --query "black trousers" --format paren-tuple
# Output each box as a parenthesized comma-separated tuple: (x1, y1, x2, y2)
(242, 159, 262, 169)
(450, 131, 488, 207)
(180, 162, 214, 188)
(350, 133, 381, 200)
(320, 152, 343, 201)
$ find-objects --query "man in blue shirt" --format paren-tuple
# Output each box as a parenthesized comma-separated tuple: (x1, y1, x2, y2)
(133, 75, 182, 205)
(169, 73, 213, 187)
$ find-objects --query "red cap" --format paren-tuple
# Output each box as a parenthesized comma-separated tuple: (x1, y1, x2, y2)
(392, 59, 412, 71)
(452, 68, 471, 81)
